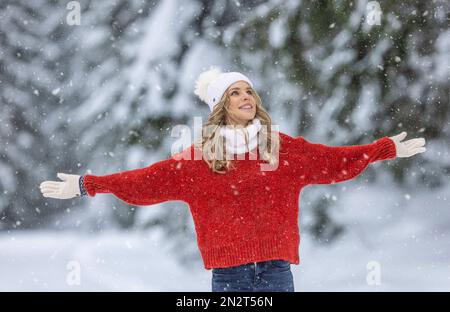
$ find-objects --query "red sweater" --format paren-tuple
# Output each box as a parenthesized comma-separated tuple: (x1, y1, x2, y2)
(83, 132, 397, 269)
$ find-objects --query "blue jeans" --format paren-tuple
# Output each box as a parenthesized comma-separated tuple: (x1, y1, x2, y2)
(211, 259, 294, 292)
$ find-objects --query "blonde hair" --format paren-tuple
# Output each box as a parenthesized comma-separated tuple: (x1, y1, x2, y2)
(193, 87, 280, 174)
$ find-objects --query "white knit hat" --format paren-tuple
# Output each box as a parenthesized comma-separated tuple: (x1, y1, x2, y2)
(194, 67, 254, 111)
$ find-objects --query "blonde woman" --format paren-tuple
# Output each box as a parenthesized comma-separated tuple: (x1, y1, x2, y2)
(40, 67, 426, 292)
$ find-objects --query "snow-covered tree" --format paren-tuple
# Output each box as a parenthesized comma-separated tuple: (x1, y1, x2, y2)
(208, 0, 450, 242)
(0, 0, 83, 229)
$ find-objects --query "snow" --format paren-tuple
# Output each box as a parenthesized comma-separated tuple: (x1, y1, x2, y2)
(0, 229, 210, 291)
(268, 18, 287, 49)
(434, 29, 450, 83)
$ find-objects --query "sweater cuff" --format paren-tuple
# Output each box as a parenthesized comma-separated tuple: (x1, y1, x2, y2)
(79, 175, 88, 197)
(82, 175, 98, 197)
(373, 137, 397, 161)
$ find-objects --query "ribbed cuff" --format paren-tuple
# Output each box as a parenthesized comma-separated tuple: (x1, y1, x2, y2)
(373, 137, 397, 161)
(82, 175, 98, 197)
(79, 175, 88, 196)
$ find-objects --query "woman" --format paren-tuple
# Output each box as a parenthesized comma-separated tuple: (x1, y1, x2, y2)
(40, 67, 426, 292)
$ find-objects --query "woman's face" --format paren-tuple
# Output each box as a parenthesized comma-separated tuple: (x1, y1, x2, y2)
(224, 81, 256, 127)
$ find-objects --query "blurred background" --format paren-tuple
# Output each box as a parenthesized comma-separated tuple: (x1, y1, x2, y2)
(0, 0, 449, 291)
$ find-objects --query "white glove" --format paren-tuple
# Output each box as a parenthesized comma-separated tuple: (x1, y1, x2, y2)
(40, 173, 81, 199)
(389, 131, 426, 158)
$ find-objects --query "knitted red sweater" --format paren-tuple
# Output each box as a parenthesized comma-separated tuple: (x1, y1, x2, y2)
(83, 132, 397, 269)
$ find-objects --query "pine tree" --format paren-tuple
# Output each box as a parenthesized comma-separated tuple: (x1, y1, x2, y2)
(209, 0, 450, 242)
(0, 0, 80, 229)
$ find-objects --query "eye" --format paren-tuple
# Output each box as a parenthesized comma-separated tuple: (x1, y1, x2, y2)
(230, 90, 252, 96)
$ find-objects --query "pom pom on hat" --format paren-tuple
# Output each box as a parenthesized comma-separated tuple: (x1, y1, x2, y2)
(194, 67, 222, 104)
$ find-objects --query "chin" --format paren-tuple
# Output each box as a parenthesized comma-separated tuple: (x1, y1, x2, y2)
(238, 112, 256, 121)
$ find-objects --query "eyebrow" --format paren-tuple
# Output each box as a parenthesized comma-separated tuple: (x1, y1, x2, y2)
(229, 87, 252, 92)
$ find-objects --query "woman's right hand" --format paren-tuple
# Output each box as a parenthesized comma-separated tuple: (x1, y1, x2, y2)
(40, 173, 81, 199)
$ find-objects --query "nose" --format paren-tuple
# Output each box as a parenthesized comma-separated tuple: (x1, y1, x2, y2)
(241, 92, 250, 101)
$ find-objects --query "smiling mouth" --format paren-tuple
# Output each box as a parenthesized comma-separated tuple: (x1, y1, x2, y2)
(239, 104, 253, 110)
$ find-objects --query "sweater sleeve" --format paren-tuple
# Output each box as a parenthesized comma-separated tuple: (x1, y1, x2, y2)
(289, 136, 397, 185)
(82, 156, 191, 206)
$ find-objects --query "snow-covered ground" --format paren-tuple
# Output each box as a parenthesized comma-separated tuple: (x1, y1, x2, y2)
(1, 181, 449, 291)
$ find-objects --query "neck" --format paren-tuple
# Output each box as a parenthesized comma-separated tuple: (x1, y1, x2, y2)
(225, 116, 250, 128)
(219, 118, 262, 155)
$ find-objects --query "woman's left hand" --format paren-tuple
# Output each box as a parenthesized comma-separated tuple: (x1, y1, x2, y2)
(389, 131, 426, 158)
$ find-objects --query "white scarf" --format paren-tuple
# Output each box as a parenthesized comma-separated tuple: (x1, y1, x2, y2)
(219, 118, 262, 155)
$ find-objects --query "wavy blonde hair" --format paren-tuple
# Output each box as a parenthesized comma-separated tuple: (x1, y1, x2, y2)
(193, 87, 280, 174)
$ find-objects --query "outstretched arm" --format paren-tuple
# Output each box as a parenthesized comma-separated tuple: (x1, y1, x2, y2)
(82, 157, 189, 205)
(40, 156, 193, 206)
(289, 132, 425, 185)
